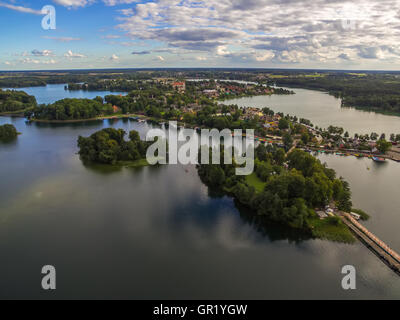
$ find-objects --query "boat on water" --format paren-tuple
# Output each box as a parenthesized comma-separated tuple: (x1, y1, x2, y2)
(372, 156, 386, 163)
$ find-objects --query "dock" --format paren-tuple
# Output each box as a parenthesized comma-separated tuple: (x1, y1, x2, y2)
(340, 212, 400, 275)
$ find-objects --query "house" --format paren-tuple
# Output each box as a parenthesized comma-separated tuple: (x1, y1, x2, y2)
(172, 81, 186, 92)
(112, 105, 120, 113)
(203, 89, 218, 97)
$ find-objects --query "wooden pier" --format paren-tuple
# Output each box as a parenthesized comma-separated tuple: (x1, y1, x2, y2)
(341, 213, 400, 275)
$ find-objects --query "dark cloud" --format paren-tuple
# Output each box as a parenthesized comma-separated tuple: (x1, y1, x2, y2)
(154, 28, 240, 42)
(169, 41, 225, 51)
(131, 50, 151, 55)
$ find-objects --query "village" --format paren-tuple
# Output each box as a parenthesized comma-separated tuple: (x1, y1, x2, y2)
(98, 78, 400, 165)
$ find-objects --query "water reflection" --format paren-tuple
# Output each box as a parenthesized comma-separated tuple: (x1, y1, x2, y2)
(1, 116, 400, 299)
(235, 201, 312, 243)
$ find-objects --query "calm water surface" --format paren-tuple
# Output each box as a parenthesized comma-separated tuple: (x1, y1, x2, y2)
(1, 85, 400, 299)
(5, 83, 126, 104)
(0, 117, 399, 299)
(224, 88, 400, 136)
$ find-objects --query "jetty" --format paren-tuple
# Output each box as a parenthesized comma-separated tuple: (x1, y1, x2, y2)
(340, 212, 400, 275)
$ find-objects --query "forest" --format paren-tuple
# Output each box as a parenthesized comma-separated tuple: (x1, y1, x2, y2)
(197, 145, 352, 239)
(25, 98, 114, 120)
(0, 124, 18, 141)
(0, 89, 37, 113)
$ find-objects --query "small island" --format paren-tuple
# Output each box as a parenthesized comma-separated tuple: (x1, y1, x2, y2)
(77, 128, 151, 167)
(0, 124, 19, 141)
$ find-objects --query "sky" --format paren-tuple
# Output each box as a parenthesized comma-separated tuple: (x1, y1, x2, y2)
(1, 0, 400, 71)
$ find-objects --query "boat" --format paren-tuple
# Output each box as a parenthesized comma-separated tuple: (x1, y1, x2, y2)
(372, 156, 386, 163)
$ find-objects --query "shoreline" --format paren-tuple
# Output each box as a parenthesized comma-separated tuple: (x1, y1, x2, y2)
(18, 114, 400, 163)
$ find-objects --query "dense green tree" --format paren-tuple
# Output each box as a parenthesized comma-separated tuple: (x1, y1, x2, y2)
(278, 118, 290, 130)
(27, 98, 113, 120)
(273, 148, 286, 165)
(283, 132, 293, 150)
(376, 139, 392, 154)
(77, 128, 150, 164)
(0, 89, 37, 113)
(0, 124, 18, 141)
(301, 132, 310, 145)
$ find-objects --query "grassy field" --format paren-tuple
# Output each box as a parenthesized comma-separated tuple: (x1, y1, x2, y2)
(246, 172, 266, 193)
(308, 217, 355, 243)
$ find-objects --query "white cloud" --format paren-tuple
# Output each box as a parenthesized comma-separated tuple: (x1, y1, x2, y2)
(111, 0, 400, 67)
(0, 2, 43, 14)
(110, 54, 119, 61)
(5, 0, 400, 68)
(42, 36, 82, 42)
(64, 50, 86, 58)
(103, 0, 140, 6)
(216, 46, 230, 56)
(31, 50, 54, 57)
(255, 51, 275, 62)
(20, 58, 57, 64)
(52, 0, 94, 8)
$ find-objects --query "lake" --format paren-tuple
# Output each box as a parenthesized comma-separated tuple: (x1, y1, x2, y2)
(0, 116, 399, 299)
(223, 88, 400, 136)
(9, 83, 400, 137)
(4, 83, 126, 105)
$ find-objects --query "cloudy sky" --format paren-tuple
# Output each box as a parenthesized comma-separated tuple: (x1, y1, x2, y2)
(1, 0, 400, 70)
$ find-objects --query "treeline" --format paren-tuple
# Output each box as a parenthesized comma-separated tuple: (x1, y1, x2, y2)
(77, 128, 150, 165)
(0, 124, 18, 141)
(0, 89, 37, 113)
(197, 146, 352, 230)
(272, 74, 400, 114)
(26, 98, 113, 120)
(67, 79, 164, 92)
(0, 77, 46, 88)
(0, 72, 153, 88)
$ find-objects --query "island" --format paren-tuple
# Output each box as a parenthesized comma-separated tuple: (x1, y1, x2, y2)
(0, 124, 19, 141)
(77, 128, 151, 167)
